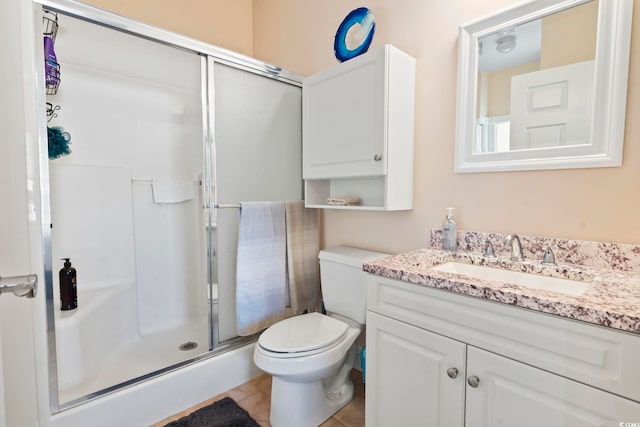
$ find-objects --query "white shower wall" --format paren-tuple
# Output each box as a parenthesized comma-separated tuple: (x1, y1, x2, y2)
(132, 181, 206, 335)
(50, 14, 205, 317)
(49, 165, 136, 290)
(49, 164, 139, 399)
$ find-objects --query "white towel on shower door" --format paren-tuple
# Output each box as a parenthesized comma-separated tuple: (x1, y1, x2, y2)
(236, 201, 287, 336)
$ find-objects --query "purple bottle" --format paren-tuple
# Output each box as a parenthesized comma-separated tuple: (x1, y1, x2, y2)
(44, 36, 59, 86)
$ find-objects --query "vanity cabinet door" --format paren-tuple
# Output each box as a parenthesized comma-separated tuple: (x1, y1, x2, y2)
(365, 311, 466, 427)
(465, 346, 640, 427)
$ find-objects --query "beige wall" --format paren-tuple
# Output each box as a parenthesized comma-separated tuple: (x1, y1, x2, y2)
(73, 0, 640, 252)
(79, 0, 254, 56)
(540, 0, 597, 68)
(252, 0, 640, 252)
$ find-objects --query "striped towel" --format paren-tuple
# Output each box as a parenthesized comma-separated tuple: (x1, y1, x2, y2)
(285, 201, 320, 314)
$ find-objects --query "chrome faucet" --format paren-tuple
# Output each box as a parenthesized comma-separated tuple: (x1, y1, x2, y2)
(503, 234, 524, 262)
(483, 240, 496, 258)
(542, 247, 557, 266)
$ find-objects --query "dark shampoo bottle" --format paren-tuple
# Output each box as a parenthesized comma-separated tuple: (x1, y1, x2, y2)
(59, 258, 77, 311)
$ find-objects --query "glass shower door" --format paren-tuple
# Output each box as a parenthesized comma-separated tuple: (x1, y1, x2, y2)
(44, 10, 208, 406)
(211, 60, 303, 342)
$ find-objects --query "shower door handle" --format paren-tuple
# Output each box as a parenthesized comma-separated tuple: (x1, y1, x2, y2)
(0, 274, 38, 298)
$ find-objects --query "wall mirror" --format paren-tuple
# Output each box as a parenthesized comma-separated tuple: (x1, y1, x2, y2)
(455, 0, 633, 173)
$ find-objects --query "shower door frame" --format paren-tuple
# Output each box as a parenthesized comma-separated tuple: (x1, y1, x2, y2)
(34, 0, 303, 413)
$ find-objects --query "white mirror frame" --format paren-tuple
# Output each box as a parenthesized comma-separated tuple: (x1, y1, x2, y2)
(455, 0, 633, 173)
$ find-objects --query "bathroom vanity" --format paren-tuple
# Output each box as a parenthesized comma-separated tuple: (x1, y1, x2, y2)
(363, 233, 640, 426)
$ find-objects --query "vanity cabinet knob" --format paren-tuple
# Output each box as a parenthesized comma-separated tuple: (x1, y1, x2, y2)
(373, 154, 382, 161)
(446, 367, 459, 379)
(467, 375, 480, 388)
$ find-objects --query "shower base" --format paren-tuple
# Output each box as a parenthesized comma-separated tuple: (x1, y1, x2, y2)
(59, 317, 209, 404)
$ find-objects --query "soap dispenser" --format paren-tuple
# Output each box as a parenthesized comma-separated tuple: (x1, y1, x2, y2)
(442, 207, 457, 251)
(59, 258, 77, 311)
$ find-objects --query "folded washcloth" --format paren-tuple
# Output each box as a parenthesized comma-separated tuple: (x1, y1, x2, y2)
(152, 180, 195, 204)
(325, 196, 362, 206)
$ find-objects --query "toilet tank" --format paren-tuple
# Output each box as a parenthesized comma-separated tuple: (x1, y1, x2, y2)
(318, 246, 389, 325)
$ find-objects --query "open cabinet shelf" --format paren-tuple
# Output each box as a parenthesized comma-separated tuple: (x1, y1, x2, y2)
(304, 174, 412, 211)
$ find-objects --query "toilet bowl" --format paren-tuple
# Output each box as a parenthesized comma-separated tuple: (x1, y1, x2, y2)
(253, 246, 389, 427)
(254, 313, 360, 427)
(255, 312, 360, 379)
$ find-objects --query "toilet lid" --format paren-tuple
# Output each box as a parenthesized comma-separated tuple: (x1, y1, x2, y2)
(258, 312, 348, 354)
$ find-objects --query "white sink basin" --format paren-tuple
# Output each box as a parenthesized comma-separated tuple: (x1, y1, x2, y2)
(431, 262, 589, 296)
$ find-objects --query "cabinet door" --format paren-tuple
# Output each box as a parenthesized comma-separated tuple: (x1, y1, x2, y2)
(303, 48, 385, 179)
(366, 312, 466, 427)
(465, 346, 640, 427)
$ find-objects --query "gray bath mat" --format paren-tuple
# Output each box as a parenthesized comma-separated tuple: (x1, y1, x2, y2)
(165, 397, 261, 427)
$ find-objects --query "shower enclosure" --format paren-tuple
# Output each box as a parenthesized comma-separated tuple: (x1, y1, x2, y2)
(39, 1, 302, 412)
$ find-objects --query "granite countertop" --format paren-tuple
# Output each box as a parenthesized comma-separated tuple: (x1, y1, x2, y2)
(364, 247, 640, 334)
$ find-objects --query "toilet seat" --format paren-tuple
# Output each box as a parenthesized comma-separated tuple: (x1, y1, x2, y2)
(258, 313, 349, 358)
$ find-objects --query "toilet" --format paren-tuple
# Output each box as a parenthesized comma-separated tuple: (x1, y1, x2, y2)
(253, 246, 389, 427)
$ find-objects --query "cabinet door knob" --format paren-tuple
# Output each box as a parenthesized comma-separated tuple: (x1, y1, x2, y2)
(373, 154, 382, 161)
(446, 367, 459, 379)
(467, 376, 480, 388)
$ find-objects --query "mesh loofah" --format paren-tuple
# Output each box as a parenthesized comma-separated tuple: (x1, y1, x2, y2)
(47, 126, 71, 159)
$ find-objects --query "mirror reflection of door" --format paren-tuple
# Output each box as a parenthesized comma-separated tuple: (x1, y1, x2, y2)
(475, 0, 598, 154)
(510, 60, 593, 150)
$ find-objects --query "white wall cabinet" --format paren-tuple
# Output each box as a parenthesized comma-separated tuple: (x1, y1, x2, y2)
(303, 45, 415, 210)
(365, 274, 640, 426)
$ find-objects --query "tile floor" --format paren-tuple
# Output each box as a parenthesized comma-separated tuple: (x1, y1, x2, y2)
(153, 369, 365, 427)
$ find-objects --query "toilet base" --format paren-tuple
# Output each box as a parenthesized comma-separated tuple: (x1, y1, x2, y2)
(270, 376, 355, 427)
(268, 342, 358, 427)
